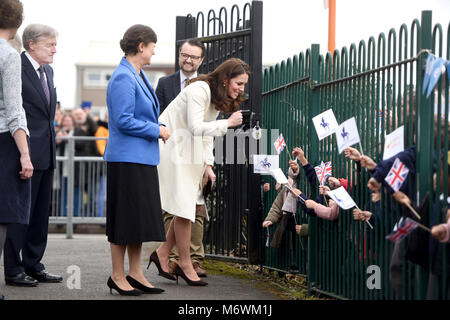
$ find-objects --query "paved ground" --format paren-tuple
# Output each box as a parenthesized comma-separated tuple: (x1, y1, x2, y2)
(0, 234, 279, 300)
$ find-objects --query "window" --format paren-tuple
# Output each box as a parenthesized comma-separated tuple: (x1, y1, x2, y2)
(84, 69, 114, 88)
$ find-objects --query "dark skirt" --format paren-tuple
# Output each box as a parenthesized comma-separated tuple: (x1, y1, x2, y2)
(106, 162, 166, 245)
(0, 132, 31, 224)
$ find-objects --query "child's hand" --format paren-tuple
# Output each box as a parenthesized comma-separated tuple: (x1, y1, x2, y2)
(275, 182, 281, 192)
(393, 191, 411, 206)
(344, 147, 361, 161)
(371, 191, 381, 203)
(263, 183, 270, 193)
(360, 155, 377, 170)
(262, 221, 273, 228)
(352, 208, 361, 221)
(319, 185, 330, 195)
(328, 177, 341, 189)
(367, 177, 381, 191)
(292, 147, 308, 166)
(289, 160, 299, 174)
(432, 224, 448, 242)
(292, 188, 301, 198)
(305, 199, 317, 209)
(295, 225, 302, 235)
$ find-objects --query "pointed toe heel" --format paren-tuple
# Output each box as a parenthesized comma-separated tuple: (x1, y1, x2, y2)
(148, 251, 176, 281)
(174, 265, 208, 287)
(107, 277, 141, 296)
(126, 275, 164, 294)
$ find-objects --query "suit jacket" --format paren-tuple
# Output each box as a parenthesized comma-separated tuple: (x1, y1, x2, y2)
(104, 57, 163, 166)
(21, 52, 57, 170)
(155, 70, 181, 114)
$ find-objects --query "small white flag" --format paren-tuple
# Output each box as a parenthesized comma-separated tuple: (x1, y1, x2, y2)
(335, 117, 361, 154)
(269, 168, 289, 185)
(252, 155, 279, 175)
(326, 186, 357, 210)
(383, 126, 404, 160)
(312, 109, 339, 140)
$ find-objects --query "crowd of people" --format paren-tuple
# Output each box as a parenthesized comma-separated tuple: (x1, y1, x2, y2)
(262, 139, 449, 299)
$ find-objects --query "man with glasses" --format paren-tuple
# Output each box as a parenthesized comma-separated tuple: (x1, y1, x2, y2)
(155, 39, 209, 278)
(156, 39, 205, 114)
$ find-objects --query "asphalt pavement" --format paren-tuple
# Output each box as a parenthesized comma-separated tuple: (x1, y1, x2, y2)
(0, 234, 279, 301)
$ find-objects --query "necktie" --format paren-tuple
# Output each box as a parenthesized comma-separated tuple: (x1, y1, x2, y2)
(183, 78, 191, 89)
(38, 66, 50, 105)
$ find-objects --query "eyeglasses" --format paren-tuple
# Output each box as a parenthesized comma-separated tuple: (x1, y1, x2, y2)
(180, 52, 202, 61)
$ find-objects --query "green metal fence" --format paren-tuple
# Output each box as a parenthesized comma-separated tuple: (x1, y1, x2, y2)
(261, 11, 449, 300)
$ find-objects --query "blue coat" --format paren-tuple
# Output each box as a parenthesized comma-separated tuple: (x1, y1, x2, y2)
(104, 57, 163, 166)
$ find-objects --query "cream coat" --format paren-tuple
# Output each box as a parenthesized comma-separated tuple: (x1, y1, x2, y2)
(158, 81, 228, 222)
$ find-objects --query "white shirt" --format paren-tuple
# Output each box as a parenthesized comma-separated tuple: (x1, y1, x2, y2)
(180, 71, 197, 92)
(25, 51, 47, 82)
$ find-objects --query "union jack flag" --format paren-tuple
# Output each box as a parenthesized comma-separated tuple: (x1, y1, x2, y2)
(274, 134, 286, 155)
(385, 217, 418, 242)
(384, 158, 409, 192)
(315, 161, 332, 186)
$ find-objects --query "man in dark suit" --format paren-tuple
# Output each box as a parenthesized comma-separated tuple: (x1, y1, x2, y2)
(4, 24, 62, 286)
(155, 39, 205, 114)
(155, 39, 210, 278)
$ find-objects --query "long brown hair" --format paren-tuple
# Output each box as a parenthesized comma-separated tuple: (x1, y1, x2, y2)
(191, 58, 251, 114)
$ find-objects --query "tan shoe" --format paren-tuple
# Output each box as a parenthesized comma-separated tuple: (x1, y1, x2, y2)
(193, 262, 207, 278)
(167, 261, 178, 275)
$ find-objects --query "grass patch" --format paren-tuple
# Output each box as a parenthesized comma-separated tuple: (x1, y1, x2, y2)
(202, 259, 328, 300)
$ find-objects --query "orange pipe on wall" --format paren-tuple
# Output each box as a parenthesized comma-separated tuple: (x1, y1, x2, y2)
(328, 0, 336, 54)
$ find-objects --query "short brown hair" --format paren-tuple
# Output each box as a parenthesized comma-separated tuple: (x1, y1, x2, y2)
(192, 58, 251, 114)
(120, 24, 157, 56)
(0, 0, 23, 29)
(180, 39, 206, 57)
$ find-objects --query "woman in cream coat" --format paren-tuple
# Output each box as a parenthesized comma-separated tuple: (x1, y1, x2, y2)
(151, 58, 250, 286)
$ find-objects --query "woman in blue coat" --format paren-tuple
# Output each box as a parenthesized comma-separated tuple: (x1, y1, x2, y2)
(104, 24, 170, 296)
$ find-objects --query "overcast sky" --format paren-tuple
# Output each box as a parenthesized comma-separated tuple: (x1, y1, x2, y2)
(17, 0, 450, 109)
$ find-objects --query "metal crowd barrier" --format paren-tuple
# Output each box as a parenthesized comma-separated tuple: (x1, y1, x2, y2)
(50, 136, 107, 239)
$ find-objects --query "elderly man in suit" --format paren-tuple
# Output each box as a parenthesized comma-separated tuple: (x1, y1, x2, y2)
(4, 24, 62, 286)
(155, 39, 209, 278)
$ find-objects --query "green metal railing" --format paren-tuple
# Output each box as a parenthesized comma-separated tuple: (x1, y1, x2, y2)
(261, 11, 449, 300)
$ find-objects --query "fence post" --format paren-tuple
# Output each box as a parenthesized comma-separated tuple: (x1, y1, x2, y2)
(175, 15, 197, 72)
(416, 10, 433, 300)
(307, 43, 321, 294)
(66, 138, 74, 239)
(247, 0, 263, 265)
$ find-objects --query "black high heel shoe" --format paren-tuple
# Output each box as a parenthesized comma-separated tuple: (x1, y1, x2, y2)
(147, 251, 176, 281)
(126, 275, 164, 294)
(174, 265, 208, 286)
(107, 277, 141, 296)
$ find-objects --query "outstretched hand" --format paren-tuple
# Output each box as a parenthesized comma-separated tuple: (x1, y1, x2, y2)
(344, 147, 361, 161)
(292, 147, 308, 166)
(367, 177, 381, 192)
(360, 155, 377, 170)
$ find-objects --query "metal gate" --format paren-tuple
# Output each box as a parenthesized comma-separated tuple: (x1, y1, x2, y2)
(175, 1, 263, 263)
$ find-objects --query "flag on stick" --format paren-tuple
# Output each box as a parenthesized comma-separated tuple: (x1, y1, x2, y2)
(315, 161, 332, 186)
(384, 158, 409, 192)
(274, 133, 286, 155)
(335, 117, 362, 154)
(312, 109, 339, 140)
(385, 217, 418, 242)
